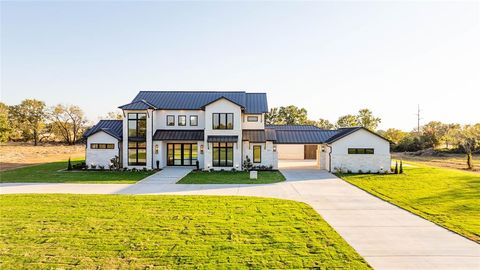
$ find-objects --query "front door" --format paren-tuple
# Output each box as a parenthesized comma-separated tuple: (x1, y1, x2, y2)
(167, 143, 198, 166)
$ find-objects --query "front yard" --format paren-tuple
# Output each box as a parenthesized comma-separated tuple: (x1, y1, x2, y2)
(0, 160, 154, 184)
(0, 195, 370, 269)
(177, 170, 286, 184)
(338, 163, 480, 242)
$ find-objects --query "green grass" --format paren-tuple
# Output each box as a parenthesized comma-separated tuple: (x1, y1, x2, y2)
(338, 163, 480, 242)
(177, 170, 286, 184)
(0, 195, 370, 269)
(0, 160, 154, 184)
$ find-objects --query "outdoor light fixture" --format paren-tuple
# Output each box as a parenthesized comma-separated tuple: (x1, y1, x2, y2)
(155, 144, 159, 154)
(200, 144, 204, 154)
(273, 145, 277, 152)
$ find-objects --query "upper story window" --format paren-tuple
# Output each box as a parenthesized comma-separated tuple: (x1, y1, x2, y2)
(91, 143, 114, 149)
(190, 115, 198, 126)
(247, 115, 259, 122)
(178, 115, 186, 126)
(348, 148, 374, 154)
(167, 115, 175, 126)
(128, 113, 146, 138)
(213, 113, 233, 129)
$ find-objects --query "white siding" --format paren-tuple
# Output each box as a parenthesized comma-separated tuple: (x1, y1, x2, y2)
(242, 141, 278, 169)
(277, 144, 304, 160)
(330, 129, 391, 173)
(153, 110, 205, 130)
(241, 114, 265, 130)
(86, 131, 120, 168)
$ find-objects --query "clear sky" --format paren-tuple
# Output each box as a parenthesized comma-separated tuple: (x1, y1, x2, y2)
(1, 1, 479, 130)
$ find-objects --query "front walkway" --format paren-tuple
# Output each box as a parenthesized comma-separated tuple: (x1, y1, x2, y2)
(1, 167, 479, 269)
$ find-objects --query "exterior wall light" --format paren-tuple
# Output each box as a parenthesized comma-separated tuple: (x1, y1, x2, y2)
(155, 144, 159, 154)
(200, 144, 204, 154)
(273, 145, 277, 152)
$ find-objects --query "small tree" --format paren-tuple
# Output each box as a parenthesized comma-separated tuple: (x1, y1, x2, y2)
(67, 157, 72, 171)
(243, 156, 253, 171)
(394, 161, 398, 174)
(399, 160, 403, 174)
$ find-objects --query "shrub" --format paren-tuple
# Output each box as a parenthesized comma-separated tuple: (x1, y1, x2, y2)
(72, 162, 86, 170)
(358, 170, 363, 174)
(394, 161, 399, 174)
(98, 165, 105, 171)
(90, 164, 97, 170)
(67, 158, 72, 171)
(110, 156, 120, 170)
(400, 160, 403, 174)
(243, 156, 253, 171)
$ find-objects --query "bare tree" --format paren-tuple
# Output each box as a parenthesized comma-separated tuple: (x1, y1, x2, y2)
(49, 104, 88, 145)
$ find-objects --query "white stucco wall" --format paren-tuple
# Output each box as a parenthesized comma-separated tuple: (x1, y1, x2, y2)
(277, 144, 305, 160)
(242, 141, 278, 169)
(153, 110, 205, 130)
(241, 114, 265, 130)
(86, 131, 120, 168)
(330, 129, 391, 173)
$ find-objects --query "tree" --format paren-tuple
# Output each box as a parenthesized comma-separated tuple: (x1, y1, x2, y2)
(0, 102, 11, 143)
(336, 114, 358, 128)
(421, 121, 449, 148)
(455, 124, 480, 170)
(315, 118, 335, 130)
(49, 104, 88, 145)
(8, 99, 46, 145)
(265, 107, 281, 125)
(104, 111, 123, 120)
(356, 109, 381, 131)
(382, 128, 407, 144)
(265, 106, 309, 125)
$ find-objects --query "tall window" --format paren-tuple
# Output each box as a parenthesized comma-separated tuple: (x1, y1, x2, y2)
(128, 142, 146, 165)
(190, 115, 198, 126)
(212, 113, 233, 129)
(348, 148, 374, 154)
(128, 113, 146, 138)
(167, 115, 175, 126)
(128, 113, 147, 166)
(212, 142, 234, 167)
(178, 115, 186, 126)
(253, 145, 261, 163)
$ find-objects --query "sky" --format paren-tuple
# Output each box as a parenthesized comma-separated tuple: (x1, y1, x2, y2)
(1, 1, 479, 131)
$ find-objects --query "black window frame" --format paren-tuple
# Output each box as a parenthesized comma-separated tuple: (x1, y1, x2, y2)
(212, 113, 234, 130)
(128, 113, 147, 139)
(348, 148, 375, 154)
(128, 141, 147, 166)
(212, 142, 234, 167)
(253, 145, 262, 163)
(247, 115, 259, 122)
(166, 115, 175, 126)
(190, 115, 198, 126)
(178, 115, 187, 126)
(90, 143, 115, 149)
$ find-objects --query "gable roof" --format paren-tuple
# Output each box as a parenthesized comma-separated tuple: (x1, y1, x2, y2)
(266, 125, 322, 131)
(118, 100, 157, 110)
(325, 127, 391, 144)
(123, 91, 268, 113)
(83, 120, 123, 140)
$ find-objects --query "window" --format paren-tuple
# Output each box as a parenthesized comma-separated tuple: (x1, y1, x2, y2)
(91, 143, 114, 149)
(190, 115, 198, 126)
(128, 113, 146, 138)
(178, 115, 186, 126)
(167, 115, 175, 126)
(253, 145, 261, 163)
(247, 115, 259, 122)
(212, 142, 234, 167)
(128, 142, 146, 166)
(212, 113, 234, 129)
(348, 148, 374, 154)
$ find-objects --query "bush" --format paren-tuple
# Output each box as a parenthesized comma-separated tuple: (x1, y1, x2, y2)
(90, 164, 97, 170)
(394, 161, 399, 174)
(98, 165, 105, 171)
(400, 160, 403, 174)
(243, 156, 253, 171)
(72, 162, 87, 170)
(67, 158, 72, 171)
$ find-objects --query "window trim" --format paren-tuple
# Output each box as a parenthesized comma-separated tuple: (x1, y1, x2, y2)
(166, 115, 175, 126)
(253, 145, 262, 163)
(178, 115, 187, 126)
(190, 115, 198, 126)
(348, 148, 375, 154)
(128, 141, 147, 166)
(212, 142, 234, 167)
(90, 143, 115, 149)
(247, 115, 259, 122)
(128, 113, 147, 139)
(212, 113, 234, 130)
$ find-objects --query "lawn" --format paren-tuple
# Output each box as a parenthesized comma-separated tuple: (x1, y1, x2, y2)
(392, 152, 479, 172)
(177, 170, 286, 184)
(0, 195, 370, 269)
(0, 160, 154, 184)
(338, 163, 480, 242)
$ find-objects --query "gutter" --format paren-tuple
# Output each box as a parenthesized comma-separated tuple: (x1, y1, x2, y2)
(326, 144, 333, 172)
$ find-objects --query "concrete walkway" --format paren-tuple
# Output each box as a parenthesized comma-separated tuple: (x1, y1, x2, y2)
(1, 166, 479, 269)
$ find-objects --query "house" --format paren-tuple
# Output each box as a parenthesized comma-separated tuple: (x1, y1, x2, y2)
(84, 91, 391, 173)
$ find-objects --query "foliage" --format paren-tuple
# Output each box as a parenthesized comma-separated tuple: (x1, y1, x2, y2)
(399, 160, 403, 174)
(109, 155, 121, 170)
(378, 128, 407, 144)
(242, 155, 253, 171)
(265, 105, 309, 125)
(67, 158, 72, 171)
(0, 102, 11, 143)
(48, 104, 88, 145)
(315, 118, 335, 129)
(356, 109, 381, 131)
(104, 111, 123, 120)
(0, 195, 370, 269)
(178, 170, 286, 184)
(336, 114, 358, 128)
(8, 99, 47, 145)
(394, 161, 398, 174)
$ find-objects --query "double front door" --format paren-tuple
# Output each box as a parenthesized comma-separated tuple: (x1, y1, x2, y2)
(167, 143, 198, 166)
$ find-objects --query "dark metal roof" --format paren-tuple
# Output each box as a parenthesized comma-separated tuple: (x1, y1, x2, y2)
(118, 100, 157, 110)
(83, 120, 123, 140)
(324, 127, 391, 144)
(127, 91, 268, 113)
(207, 135, 238, 143)
(153, 130, 204, 141)
(242, 129, 277, 142)
(266, 125, 322, 131)
(274, 130, 339, 144)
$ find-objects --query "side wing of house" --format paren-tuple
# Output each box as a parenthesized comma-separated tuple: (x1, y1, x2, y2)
(86, 131, 121, 168)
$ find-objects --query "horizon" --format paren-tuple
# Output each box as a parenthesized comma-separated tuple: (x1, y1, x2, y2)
(2, 1, 479, 131)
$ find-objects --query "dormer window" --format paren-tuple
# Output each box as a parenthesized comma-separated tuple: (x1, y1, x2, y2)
(213, 113, 233, 130)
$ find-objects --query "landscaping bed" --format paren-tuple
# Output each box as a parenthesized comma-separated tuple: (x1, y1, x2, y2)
(0, 195, 370, 269)
(177, 170, 286, 184)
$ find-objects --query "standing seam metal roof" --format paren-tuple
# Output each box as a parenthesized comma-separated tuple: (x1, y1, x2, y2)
(83, 120, 123, 140)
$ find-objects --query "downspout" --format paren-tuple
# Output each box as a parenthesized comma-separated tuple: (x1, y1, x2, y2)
(327, 144, 333, 172)
(151, 110, 154, 170)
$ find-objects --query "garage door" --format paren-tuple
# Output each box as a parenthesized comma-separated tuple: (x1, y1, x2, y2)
(304, 145, 317, 159)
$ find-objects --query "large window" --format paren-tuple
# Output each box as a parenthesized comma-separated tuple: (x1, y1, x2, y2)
(128, 142, 146, 165)
(128, 113, 146, 138)
(253, 145, 262, 163)
(91, 143, 114, 149)
(190, 115, 198, 126)
(348, 148, 374, 154)
(167, 115, 175, 126)
(178, 115, 186, 126)
(212, 142, 234, 167)
(213, 113, 233, 129)
(167, 143, 198, 166)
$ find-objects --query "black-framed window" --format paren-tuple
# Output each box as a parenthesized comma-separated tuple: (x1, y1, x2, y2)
(190, 115, 198, 126)
(128, 113, 146, 138)
(247, 115, 259, 122)
(348, 148, 374, 154)
(212, 142, 234, 167)
(128, 142, 146, 166)
(178, 115, 186, 126)
(91, 143, 115, 149)
(167, 115, 175, 126)
(253, 145, 261, 163)
(213, 113, 233, 129)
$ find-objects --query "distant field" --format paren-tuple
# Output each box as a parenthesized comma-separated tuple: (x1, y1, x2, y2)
(0, 143, 85, 171)
(392, 152, 479, 172)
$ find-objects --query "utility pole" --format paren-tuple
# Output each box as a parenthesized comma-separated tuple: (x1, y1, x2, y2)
(416, 104, 422, 134)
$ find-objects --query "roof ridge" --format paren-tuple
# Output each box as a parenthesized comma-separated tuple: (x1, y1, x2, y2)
(138, 90, 247, 93)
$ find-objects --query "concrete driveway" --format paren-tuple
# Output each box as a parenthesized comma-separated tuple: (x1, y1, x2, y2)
(1, 166, 479, 269)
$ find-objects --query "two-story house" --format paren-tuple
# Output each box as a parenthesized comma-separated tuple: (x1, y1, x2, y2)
(84, 91, 391, 173)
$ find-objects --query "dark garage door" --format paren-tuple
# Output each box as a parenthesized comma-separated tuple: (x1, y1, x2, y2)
(304, 145, 317, 159)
